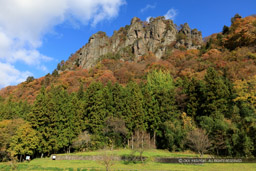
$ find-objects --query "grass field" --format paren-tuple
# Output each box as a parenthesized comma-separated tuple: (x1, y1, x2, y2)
(57, 149, 205, 158)
(0, 149, 256, 171)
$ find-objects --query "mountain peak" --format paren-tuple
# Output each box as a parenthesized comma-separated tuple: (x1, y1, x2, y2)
(64, 16, 203, 70)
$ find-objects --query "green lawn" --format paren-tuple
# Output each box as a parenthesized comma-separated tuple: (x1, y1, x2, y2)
(57, 149, 205, 158)
(0, 149, 256, 171)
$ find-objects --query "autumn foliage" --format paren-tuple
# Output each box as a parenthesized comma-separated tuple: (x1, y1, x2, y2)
(0, 14, 256, 160)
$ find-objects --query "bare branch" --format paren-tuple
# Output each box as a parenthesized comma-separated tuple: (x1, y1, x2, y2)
(186, 128, 211, 157)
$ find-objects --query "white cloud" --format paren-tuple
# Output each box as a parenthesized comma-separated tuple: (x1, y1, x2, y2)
(0, 62, 32, 88)
(11, 49, 52, 65)
(0, 32, 12, 58)
(0, 0, 125, 88)
(146, 16, 152, 22)
(146, 8, 178, 23)
(68, 0, 126, 26)
(164, 8, 177, 20)
(140, 4, 156, 13)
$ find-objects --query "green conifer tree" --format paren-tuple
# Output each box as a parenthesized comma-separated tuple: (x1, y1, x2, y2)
(84, 82, 107, 134)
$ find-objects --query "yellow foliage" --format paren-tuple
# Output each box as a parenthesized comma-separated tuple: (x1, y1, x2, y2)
(234, 75, 256, 106)
(181, 112, 194, 130)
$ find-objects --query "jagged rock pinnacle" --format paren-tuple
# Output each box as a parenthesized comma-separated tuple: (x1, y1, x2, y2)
(68, 16, 203, 70)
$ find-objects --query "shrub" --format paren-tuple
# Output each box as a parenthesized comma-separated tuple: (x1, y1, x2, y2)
(222, 25, 229, 34)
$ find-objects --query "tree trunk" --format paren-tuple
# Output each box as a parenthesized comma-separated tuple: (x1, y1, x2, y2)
(140, 151, 143, 162)
(153, 131, 156, 147)
(41, 153, 44, 158)
(128, 139, 129, 148)
(142, 132, 144, 148)
(132, 135, 134, 150)
(199, 151, 203, 158)
(111, 141, 114, 151)
(19, 155, 22, 162)
(149, 134, 151, 148)
(149, 133, 151, 148)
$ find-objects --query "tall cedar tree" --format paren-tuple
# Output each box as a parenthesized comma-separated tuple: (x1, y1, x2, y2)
(29, 87, 53, 157)
(201, 67, 230, 117)
(198, 68, 233, 156)
(125, 82, 146, 133)
(83, 82, 107, 134)
(142, 85, 160, 143)
(0, 97, 31, 121)
(48, 86, 82, 153)
(146, 70, 177, 124)
(185, 78, 207, 120)
(109, 83, 127, 119)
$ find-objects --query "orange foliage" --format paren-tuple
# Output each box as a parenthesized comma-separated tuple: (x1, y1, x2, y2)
(96, 70, 117, 85)
(147, 60, 176, 76)
(138, 52, 157, 64)
(114, 67, 133, 84)
(0, 16, 256, 103)
(225, 16, 256, 50)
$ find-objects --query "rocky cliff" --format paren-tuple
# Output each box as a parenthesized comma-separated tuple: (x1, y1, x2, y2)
(66, 16, 203, 70)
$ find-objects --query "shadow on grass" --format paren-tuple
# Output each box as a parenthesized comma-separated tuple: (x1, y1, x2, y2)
(0, 164, 95, 171)
(0, 165, 10, 171)
(121, 154, 148, 165)
(0, 162, 102, 171)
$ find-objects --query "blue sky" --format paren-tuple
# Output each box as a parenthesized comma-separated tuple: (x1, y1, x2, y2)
(0, 0, 255, 88)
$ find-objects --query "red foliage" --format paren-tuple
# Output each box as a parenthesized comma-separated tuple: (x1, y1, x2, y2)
(114, 67, 133, 84)
(96, 70, 117, 85)
(1, 16, 256, 103)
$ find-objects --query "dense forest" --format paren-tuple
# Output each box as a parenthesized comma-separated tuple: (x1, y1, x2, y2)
(0, 14, 256, 161)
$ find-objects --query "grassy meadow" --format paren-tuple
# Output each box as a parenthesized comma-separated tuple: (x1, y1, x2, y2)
(0, 149, 256, 171)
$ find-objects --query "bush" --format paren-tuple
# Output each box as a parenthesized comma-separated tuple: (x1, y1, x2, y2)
(0, 151, 10, 162)
(72, 131, 91, 152)
(222, 25, 229, 34)
(26, 76, 34, 83)
(231, 13, 242, 24)
(186, 128, 211, 157)
(52, 69, 59, 77)
(176, 32, 187, 41)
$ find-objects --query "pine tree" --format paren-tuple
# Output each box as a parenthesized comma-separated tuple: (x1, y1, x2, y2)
(29, 87, 52, 157)
(125, 82, 146, 132)
(146, 70, 177, 123)
(103, 82, 115, 118)
(77, 84, 84, 100)
(83, 82, 107, 134)
(201, 67, 230, 117)
(142, 85, 160, 144)
(185, 78, 204, 119)
(111, 83, 127, 118)
(49, 86, 70, 153)
(62, 93, 84, 153)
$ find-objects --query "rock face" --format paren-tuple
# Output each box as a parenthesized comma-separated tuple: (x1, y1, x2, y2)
(175, 23, 203, 49)
(78, 32, 110, 68)
(71, 16, 203, 69)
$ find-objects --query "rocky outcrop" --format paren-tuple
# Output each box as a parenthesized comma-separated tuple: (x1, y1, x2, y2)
(68, 16, 203, 70)
(175, 23, 203, 49)
(78, 32, 110, 68)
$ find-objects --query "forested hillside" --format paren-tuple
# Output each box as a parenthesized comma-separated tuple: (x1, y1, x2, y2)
(0, 14, 256, 161)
